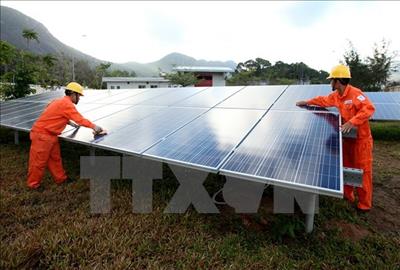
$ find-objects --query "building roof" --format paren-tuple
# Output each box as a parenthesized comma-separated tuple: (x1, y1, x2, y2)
(102, 77, 169, 83)
(173, 66, 234, 73)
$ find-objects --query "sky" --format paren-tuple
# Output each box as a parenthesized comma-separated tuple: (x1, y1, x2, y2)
(2, 1, 399, 71)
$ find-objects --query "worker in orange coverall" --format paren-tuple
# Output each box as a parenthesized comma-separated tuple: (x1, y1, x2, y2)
(296, 65, 375, 211)
(27, 82, 103, 190)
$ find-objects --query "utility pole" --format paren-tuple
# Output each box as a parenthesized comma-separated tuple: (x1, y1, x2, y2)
(72, 56, 75, 81)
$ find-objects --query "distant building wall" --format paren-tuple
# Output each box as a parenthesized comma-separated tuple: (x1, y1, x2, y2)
(102, 77, 171, 89)
(106, 81, 170, 89)
(212, 73, 226, 86)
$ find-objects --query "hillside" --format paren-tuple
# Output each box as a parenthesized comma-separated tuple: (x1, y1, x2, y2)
(1, 6, 237, 76)
(0, 6, 104, 66)
(115, 52, 237, 76)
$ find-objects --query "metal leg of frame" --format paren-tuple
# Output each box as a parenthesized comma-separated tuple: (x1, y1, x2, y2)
(304, 193, 317, 233)
(90, 147, 96, 166)
(14, 130, 19, 145)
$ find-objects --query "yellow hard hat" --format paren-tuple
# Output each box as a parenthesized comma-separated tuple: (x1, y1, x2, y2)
(65, 82, 84, 96)
(326, 64, 351, 79)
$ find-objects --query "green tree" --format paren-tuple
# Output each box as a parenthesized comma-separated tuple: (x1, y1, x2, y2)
(366, 40, 396, 90)
(165, 72, 199, 87)
(95, 62, 111, 89)
(343, 40, 396, 91)
(22, 29, 39, 49)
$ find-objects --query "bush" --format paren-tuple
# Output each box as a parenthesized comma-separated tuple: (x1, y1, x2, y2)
(370, 121, 400, 141)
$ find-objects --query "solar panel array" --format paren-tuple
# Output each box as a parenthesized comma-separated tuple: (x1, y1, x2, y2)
(365, 91, 400, 121)
(1, 84, 365, 198)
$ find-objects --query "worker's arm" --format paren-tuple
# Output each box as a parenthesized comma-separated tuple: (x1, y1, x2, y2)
(349, 95, 375, 126)
(306, 92, 337, 107)
(63, 103, 96, 129)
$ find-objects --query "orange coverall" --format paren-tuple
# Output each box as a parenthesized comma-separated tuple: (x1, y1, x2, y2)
(307, 84, 375, 210)
(27, 96, 95, 189)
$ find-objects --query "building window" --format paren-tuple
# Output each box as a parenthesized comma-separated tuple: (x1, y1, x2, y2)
(117, 86, 120, 89)
(111, 86, 115, 89)
(127, 82, 130, 84)
(139, 85, 146, 89)
(150, 85, 158, 88)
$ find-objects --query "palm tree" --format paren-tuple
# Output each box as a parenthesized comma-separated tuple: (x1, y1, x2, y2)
(42, 54, 57, 67)
(22, 29, 39, 49)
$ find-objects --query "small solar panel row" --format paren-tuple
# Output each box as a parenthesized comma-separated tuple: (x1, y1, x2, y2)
(365, 91, 400, 120)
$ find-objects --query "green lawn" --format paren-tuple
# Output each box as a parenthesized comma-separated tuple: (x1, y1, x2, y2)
(1, 127, 399, 269)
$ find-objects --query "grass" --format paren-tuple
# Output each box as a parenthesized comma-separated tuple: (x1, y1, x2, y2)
(1, 127, 400, 269)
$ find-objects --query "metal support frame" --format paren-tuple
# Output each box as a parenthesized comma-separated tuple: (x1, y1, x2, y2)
(304, 193, 318, 233)
(14, 130, 19, 145)
(343, 167, 363, 187)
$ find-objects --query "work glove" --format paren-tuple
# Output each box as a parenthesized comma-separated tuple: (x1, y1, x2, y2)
(93, 125, 103, 135)
(68, 121, 79, 128)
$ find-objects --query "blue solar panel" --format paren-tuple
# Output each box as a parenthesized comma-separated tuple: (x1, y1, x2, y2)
(365, 92, 397, 103)
(220, 110, 342, 197)
(271, 84, 335, 112)
(61, 105, 167, 143)
(1, 109, 45, 131)
(143, 108, 265, 171)
(371, 103, 400, 121)
(217, 85, 287, 109)
(174, 86, 244, 108)
(1, 103, 46, 120)
(389, 92, 400, 103)
(95, 107, 208, 153)
(1, 102, 42, 116)
(16, 90, 64, 103)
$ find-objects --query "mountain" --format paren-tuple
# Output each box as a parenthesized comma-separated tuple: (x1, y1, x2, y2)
(0, 6, 236, 76)
(0, 6, 104, 66)
(115, 52, 237, 76)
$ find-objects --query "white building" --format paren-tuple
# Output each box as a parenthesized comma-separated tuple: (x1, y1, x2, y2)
(172, 66, 234, 87)
(102, 77, 171, 89)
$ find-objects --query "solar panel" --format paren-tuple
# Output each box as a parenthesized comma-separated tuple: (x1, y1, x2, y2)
(371, 103, 400, 121)
(389, 92, 400, 103)
(16, 90, 65, 103)
(174, 86, 244, 108)
(1, 109, 45, 130)
(1, 101, 30, 112)
(112, 87, 178, 105)
(140, 87, 207, 106)
(61, 105, 167, 143)
(217, 85, 288, 109)
(271, 84, 334, 112)
(1, 102, 46, 121)
(220, 110, 342, 197)
(143, 108, 265, 171)
(1, 101, 42, 115)
(78, 90, 126, 104)
(93, 107, 208, 154)
(365, 92, 397, 103)
(87, 89, 149, 104)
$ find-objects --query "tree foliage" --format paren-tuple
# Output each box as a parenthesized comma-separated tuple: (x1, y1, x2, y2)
(0, 40, 136, 99)
(228, 58, 329, 86)
(164, 72, 199, 87)
(342, 40, 397, 91)
(22, 29, 39, 49)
